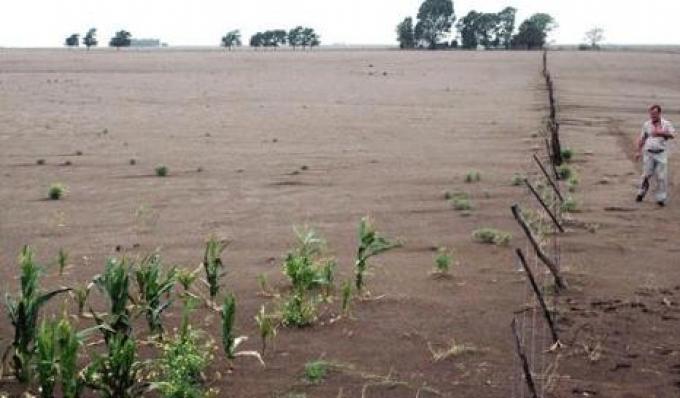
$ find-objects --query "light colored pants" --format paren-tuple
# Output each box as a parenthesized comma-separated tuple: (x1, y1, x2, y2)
(638, 151, 669, 203)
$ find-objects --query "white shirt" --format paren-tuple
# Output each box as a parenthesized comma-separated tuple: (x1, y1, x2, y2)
(641, 118, 676, 152)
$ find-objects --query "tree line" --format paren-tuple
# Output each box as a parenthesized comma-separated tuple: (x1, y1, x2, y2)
(396, 0, 556, 50)
(64, 27, 320, 50)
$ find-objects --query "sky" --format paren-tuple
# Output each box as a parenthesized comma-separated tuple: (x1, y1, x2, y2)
(1, 0, 679, 47)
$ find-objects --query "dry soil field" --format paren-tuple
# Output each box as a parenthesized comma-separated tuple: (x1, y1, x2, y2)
(1, 49, 679, 398)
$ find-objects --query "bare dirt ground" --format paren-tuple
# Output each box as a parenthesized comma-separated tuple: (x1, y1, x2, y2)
(1, 49, 679, 397)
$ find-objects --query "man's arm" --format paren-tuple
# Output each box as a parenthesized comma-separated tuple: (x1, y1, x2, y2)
(635, 127, 647, 160)
(652, 121, 676, 139)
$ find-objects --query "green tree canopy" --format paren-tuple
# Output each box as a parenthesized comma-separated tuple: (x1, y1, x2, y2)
(221, 30, 242, 50)
(456, 7, 516, 50)
(396, 17, 416, 49)
(109, 30, 132, 49)
(415, 0, 455, 49)
(65, 34, 80, 47)
(512, 13, 556, 49)
(83, 28, 97, 49)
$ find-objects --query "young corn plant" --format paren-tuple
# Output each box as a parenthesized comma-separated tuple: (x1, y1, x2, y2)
(203, 237, 227, 301)
(354, 217, 400, 293)
(254, 305, 278, 356)
(83, 333, 147, 398)
(281, 292, 317, 328)
(135, 254, 177, 335)
(340, 280, 353, 317)
(35, 320, 58, 398)
(57, 248, 68, 276)
(70, 282, 94, 316)
(220, 294, 263, 365)
(93, 258, 132, 336)
(4, 246, 70, 382)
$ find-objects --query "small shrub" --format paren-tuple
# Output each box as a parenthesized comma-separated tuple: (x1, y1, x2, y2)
(282, 292, 316, 328)
(304, 361, 328, 384)
(511, 173, 524, 186)
(75, 150, 83, 156)
(57, 248, 68, 275)
(37, 159, 46, 165)
(434, 248, 453, 274)
(451, 197, 472, 211)
(129, 159, 137, 165)
(561, 197, 578, 213)
(464, 171, 481, 183)
(48, 183, 66, 200)
(561, 148, 573, 162)
(82, 333, 146, 398)
(472, 228, 511, 246)
(567, 174, 580, 192)
(155, 165, 168, 177)
(557, 165, 572, 180)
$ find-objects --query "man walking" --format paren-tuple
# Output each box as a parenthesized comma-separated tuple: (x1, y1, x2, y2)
(636, 105, 676, 206)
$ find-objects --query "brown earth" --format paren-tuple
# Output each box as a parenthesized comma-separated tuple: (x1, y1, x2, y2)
(0, 49, 679, 398)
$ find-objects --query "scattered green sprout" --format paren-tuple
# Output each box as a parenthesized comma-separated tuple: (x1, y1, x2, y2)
(472, 228, 512, 246)
(464, 171, 481, 183)
(256, 274, 270, 295)
(83, 333, 146, 398)
(176, 266, 200, 293)
(155, 165, 168, 177)
(557, 164, 573, 180)
(48, 183, 66, 200)
(304, 360, 329, 384)
(354, 217, 400, 292)
(135, 254, 177, 335)
(451, 196, 472, 211)
(511, 173, 524, 186)
(561, 148, 573, 162)
(57, 248, 68, 275)
(282, 292, 317, 328)
(4, 246, 70, 382)
(254, 305, 278, 356)
(567, 174, 580, 192)
(561, 197, 578, 213)
(221, 294, 236, 359)
(434, 248, 453, 274)
(203, 237, 227, 300)
(70, 282, 93, 316)
(93, 258, 132, 335)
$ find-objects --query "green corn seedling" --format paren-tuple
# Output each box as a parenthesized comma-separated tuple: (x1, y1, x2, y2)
(83, 333, 147, 398)
(36, 320, 58, 398)
(57, 248, 68, 275)
(4, 246, 70, 382)
(281, 292, 316, 328)
(203, 237, 227, 300)
(93, 258, 132, 336)
(254, 305, 278, 356)
(70, 283, 93, 316)
(221, 294, 236, 359)
(135, 254, 176, 335)
(354, 217, 400, 292)
(341, 280, 353, 316)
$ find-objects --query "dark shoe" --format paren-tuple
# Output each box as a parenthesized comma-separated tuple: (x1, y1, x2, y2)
(636, 194, 644, 202)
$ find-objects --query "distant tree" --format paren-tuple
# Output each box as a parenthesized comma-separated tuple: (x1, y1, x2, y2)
(396, 17, 416, 49)
(250, 32, 264, 48)
(221, 30, 242, 51)
(511, 13, 556, 49)
(65, 34, 80, 47)
(109, 30, 132, 49)
(584, 27, 604, 49)
(83, 28, 98, 50)
(301, 27, 320, 49)
(288, 26, 304, 49)
(415, 0, 455, 49)
(272, 30, 288, 47)
(496, 7, 516, 49)
(457, 10, 481, 49)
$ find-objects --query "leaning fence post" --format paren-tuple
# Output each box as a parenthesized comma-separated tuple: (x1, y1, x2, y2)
(515, 248, 560, 344)
(523, 179, 564, 233)
(511, 204, 567, 290)
(512, 317, 539, 398)
(532, 154, 564, 203)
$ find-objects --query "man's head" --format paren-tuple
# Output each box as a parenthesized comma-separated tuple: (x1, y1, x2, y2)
(649, 104, 662, 122)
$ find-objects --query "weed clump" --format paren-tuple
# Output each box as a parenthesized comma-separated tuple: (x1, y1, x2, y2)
(304, 360, 329, 384)
(434, 248, 453, 274)
(561, 148, 573, 162)
(464, 171, 481, 183)
(48, 183, 66, 200)
(511, 173, 524, 186)
(557, 164, 573, 180)
(155, 165, 169, 177)
(472, 228, 511, 246)
(561, 197, 578, 213)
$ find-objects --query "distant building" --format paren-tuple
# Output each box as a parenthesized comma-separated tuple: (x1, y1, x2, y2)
(130, 38, 163, 48)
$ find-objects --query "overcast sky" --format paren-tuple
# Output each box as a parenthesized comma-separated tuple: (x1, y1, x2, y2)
(1, 0, 679, 47)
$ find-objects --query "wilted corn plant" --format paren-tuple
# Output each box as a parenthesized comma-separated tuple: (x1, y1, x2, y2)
(135, 254, 177, 335)
(93, 258, 132, 336)
(340, 280, 353, 316)
(254, 305, 278, 356)
(203, 237, 227, 301)
(70, 282, 94, 316)
(220, 294, 262, 365)
(83, 333, 147, 398)
(4, 246, 70, 382)
(354, 217, 400, 292)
